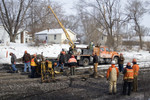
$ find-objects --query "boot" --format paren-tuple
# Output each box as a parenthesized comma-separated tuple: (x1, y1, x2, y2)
(94, 72, 98, 78)
(60, 69, 63, 72)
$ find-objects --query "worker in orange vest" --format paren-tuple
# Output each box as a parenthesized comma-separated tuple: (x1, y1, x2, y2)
(123, 62, 134, 96)
(132, 58, 139, 92)
(30, 54, 38, 78)
(68, 55, 77, 75)
(106, 60, 119, 95)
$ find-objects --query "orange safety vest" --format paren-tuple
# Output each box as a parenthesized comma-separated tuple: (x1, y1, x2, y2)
(124, 68, 134, 80)
(31, 58, 37, 66)
(68, 58, 77, 63)
(132, 64, 139, 76)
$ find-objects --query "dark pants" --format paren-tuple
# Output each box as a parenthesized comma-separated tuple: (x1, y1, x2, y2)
(123, 81, 133, 95)
(119, 64, 123, 72)
(68, 62, 77, 75)
(70, 66, 75, 75)
(31, 66, 36, 78)
(133, 76, 138, 92)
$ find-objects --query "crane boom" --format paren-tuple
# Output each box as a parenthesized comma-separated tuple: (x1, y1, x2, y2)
(48, 6, 75, 49)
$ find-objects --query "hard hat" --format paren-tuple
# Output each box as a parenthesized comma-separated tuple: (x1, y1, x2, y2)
(127, 62, 131, 66)
(25, 50, 27, 54)
(54, 62, 57, 66)
(132, 58, 136, 63)
(111, 60, 116, 64)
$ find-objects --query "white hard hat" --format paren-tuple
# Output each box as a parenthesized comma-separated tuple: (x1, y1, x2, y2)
(111, 60, 116, 64)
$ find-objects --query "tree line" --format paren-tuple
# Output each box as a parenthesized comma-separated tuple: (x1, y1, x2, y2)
(0, 0, 149, 49)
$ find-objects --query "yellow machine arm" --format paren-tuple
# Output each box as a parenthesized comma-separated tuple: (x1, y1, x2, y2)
(48, 6, 75, 49)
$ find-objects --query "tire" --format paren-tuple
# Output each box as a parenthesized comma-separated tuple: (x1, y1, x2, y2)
(113, 57, 119, 64)
(83, 58, 89, 66)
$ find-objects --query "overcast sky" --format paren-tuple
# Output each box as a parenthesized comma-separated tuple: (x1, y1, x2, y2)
(54, 0, 150, 28)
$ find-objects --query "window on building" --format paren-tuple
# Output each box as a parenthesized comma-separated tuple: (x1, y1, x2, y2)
(26, 38, 27, 43)
(54, 35, 56, 40)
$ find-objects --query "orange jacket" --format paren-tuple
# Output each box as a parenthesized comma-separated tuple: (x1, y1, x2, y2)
(106, 65, 119, 80)
(132, 64, 139, 76)
(124, 68, 134, 80)
(68, 58, 77, 63)
(31, 58, 37, 66)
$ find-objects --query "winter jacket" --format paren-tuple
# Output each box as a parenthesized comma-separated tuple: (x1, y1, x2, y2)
(132, 63, 139, 76)
(93, 55, 98, 63)
(23, 53, 31, 63)
(59, 53, 65, 64)
(118, 56, 124, 64)
(68, 47, 73, 55)
(11, 53, 16, 64)
(68, 58, 77, 66)
(68, 58, 77, 63)
(107, 65, 119, 81)
(89, 42, 94, 50)
(123, 65, 133, 82)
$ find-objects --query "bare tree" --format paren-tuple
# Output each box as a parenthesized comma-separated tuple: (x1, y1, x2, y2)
(61, 15, 80, 32)
(76, 0, 127, 48)
(125, 0, 147, 49)
(0, 0, 33, 42)
(76, 7, 98, 44)
(26, 1, 65, 40)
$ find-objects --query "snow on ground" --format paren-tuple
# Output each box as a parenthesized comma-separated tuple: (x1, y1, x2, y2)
(0, 43, 70, 64)
(0, 43, 150, 69)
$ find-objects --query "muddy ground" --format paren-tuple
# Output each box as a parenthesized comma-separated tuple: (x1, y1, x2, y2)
(0, 64, 150, 100)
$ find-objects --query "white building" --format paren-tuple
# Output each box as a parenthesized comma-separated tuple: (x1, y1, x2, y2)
(0, 25, 30, 44)
(35, 28, 77, 44)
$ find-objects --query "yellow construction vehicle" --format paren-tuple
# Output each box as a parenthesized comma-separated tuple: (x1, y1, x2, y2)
(48, 6, 75, 49)
(41, 60, 55, 83)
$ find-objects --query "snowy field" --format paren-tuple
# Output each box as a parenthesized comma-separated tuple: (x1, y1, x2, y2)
(0, 43, 150, 69)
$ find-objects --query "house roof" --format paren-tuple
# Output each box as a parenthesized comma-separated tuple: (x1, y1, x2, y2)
(35, 28, 76, 35)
